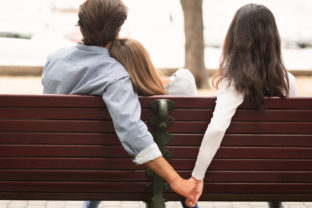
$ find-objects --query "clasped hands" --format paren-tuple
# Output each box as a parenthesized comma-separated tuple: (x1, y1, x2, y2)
(170, 176, 203, 207)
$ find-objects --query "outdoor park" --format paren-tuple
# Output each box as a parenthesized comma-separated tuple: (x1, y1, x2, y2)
(0, 0, 312, 208)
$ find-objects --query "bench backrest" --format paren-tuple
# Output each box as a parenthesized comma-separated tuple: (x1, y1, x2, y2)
(0, 95, 312, 202)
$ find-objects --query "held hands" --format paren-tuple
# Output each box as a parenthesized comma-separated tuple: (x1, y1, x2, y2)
(169, 176, 197, 205)
(185, 177, 204, 207)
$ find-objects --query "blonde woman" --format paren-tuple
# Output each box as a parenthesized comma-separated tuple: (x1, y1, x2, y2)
(110, 38, 197, 96)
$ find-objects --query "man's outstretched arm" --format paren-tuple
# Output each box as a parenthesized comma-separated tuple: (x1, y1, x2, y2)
(102, 75, 196, 202)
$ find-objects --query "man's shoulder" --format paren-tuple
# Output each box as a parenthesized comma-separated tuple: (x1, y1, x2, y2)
(46, 45, 76, 62)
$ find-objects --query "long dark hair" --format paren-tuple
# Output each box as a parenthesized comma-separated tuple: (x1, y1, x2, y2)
(214, 4, 289, 107)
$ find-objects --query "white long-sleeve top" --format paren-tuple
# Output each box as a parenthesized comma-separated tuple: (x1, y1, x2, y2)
(192, 72, 298, 180)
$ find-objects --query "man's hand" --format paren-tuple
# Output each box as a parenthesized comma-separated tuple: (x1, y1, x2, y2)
(185, 177, 203, 207)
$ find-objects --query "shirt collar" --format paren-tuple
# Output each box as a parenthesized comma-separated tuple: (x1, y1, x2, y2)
(76, 42, 110, 56)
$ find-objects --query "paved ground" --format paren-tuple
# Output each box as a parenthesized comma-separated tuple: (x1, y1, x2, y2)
(0, 75, 311, 208)
(1, 201, 312, 208)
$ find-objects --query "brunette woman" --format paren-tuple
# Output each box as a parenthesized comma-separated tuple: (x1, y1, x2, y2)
(186, 3, 297, 207)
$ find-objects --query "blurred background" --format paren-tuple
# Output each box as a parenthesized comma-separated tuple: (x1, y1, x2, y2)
(0, 0, 311, 95)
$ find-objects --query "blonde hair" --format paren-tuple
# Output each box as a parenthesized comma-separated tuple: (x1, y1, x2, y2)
(109, 38, 166, 96)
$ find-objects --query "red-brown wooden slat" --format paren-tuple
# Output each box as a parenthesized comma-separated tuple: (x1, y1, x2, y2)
(170, 147, 312, 159)
(0, 133, 119, 145)
(0, 120, 115, 133)
(169, 109, 312, 122)
(0, 192, 151, 201)
(0, 95, 106, 108)
(203, 171, 312, 183)
(1, 95, 312, 110)
(0, 145, 129, 157)
(140, 96, 312, 109)
(0, 181, 311, 194)
(1, 145, 312, 159)
(167, 122, 312, 134)
(169, 134, 312, 147)
(0, 181, 148, 192)
(1, 192, 312, 201)
(1, 158, 312, 171)
(0, 108, 112, 120)
(1, 107, 312, 122)
(2, 120, 312, 133)
(0, 108, 153, 121)
(0, 169, 150, 182)
(200, 183, 312, 194)
(1, 170, 312, 183)
(1, 133, 312, 147)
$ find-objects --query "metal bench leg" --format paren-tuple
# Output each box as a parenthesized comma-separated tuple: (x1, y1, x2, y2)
(146, 99, 175, 208)
(145, 201, 151, 208)
(268, 201, 283, 208)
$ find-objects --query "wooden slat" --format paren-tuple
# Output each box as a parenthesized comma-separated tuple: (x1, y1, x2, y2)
(169, 109, 312, 122)
(0, 107, 153, 120)
(170, 147, 312, 159)
(203, 171, 312, 183)
(1, 192, 312, 201)
(1, 158, 312, 171)
(0, 120, 115, 133)
(167, 122, 312, 134)
(1, 133, 312, 147)
(1, 95, 311, 110)
(169, 134, 312, 147)
(0, 181, 311, 194)
(0, 181, 149, 193)
(0, 145, 129, 157)
(1, 170, 312, 183)
(0, 107, 112, 120)
(1, 121, 312, 135)
(1, 145, 311, 159)
(201, 183, 312, 194)
(140, 96, 312, 109)
(0, 169, 150, 182)
(2, 120, 312, 133)
(0, 95, 105, 108)
(0, 133, 119, 145)
(0, 192, 151, 201)
(1, 107, 312, 122)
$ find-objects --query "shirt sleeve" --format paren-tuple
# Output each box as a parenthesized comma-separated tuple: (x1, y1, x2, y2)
(102, 75, 162, 164)
(165, 68, 198, 96)
(287, 72, 298, 97)
(192, 80, 244, 180)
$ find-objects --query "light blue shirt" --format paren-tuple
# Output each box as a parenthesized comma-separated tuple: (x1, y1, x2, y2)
(42, 43, 162, 164)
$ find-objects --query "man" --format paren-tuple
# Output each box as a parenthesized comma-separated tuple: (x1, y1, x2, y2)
(42, 0, 197, 207)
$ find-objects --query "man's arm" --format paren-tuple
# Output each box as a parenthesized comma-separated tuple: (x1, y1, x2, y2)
(102, 75, 196, 202)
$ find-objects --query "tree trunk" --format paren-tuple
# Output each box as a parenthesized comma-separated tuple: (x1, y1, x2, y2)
(180, 0, 208, 88)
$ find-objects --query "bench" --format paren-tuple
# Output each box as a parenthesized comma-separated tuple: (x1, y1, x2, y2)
(0, 94, 311, 208)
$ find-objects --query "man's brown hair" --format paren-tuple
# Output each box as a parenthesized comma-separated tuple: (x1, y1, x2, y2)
(78, 0, 127, 47)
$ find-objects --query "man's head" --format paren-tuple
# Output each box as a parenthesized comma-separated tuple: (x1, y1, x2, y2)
(78, 0, 127, 47)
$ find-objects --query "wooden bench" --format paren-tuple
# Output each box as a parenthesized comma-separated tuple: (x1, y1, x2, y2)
(0, 95, 311, 208)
